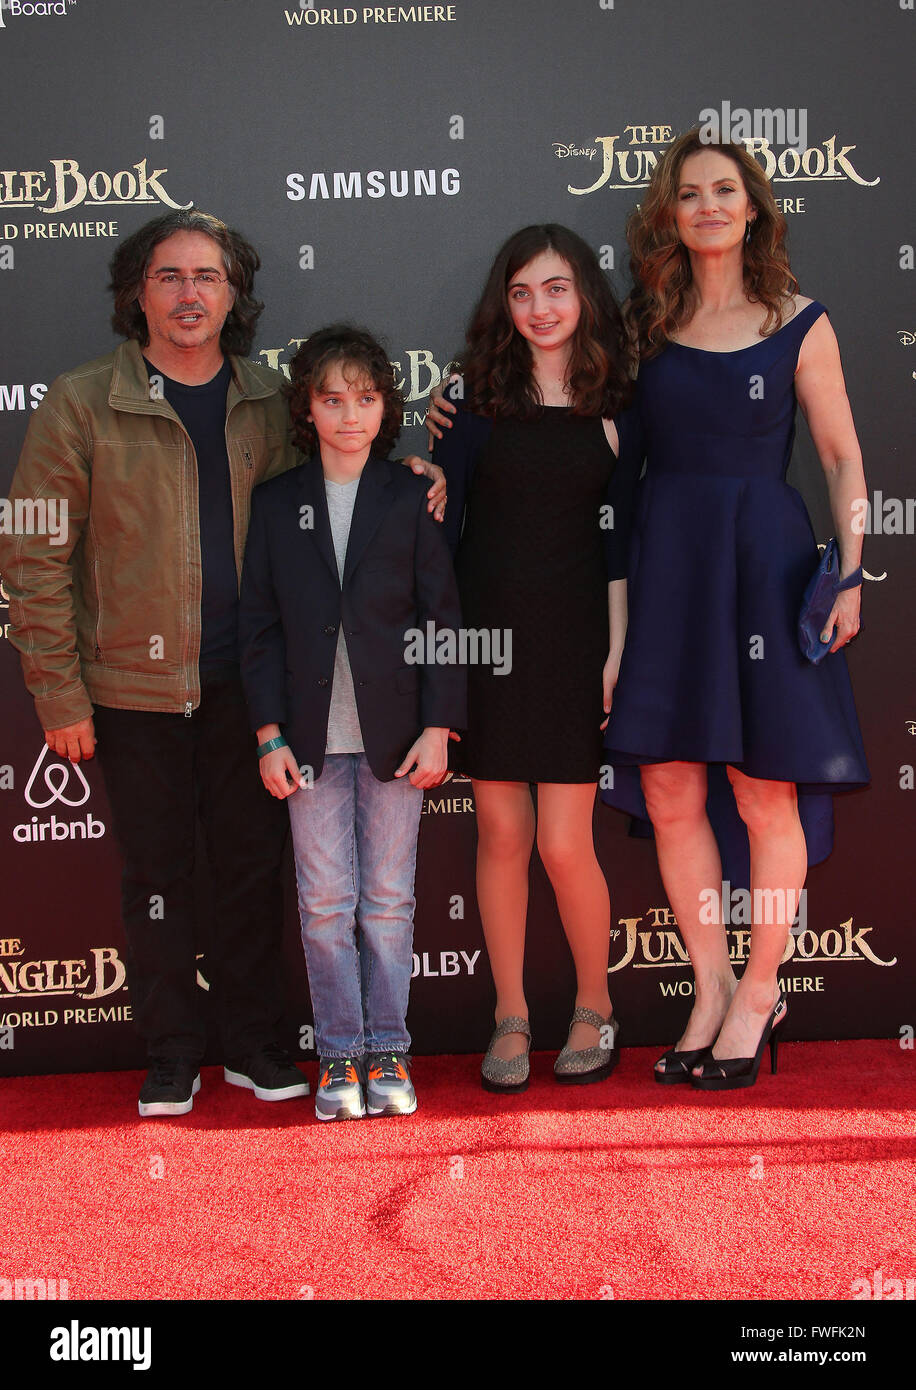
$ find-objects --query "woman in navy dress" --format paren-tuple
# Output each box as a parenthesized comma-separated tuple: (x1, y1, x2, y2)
(602, 132, 869, 1089)
(432, 225, 637, 1091)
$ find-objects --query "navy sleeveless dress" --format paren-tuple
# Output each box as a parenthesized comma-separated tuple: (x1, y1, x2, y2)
(602, 301, 869, 882)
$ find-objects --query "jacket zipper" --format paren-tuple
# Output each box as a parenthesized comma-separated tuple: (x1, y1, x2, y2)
(92, 534, 103, 659)
(173, 404, 203, 719)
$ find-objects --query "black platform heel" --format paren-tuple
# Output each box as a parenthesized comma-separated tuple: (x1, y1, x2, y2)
(690, 990, 787, 1091)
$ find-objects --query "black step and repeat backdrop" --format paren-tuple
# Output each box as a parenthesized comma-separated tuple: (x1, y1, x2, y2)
(0, 0, 912, 1075)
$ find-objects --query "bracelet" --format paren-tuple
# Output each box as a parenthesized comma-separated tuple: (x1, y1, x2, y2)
(257, 736, 288, 758)
(838, 566, 863, 592)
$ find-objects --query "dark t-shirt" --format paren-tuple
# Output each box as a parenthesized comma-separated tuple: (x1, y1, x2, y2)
(145, 356, 238, 667)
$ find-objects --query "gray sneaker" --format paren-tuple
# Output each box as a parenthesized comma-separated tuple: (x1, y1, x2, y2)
(315, 1057, 365, 1121)
(366, 1053, 417, 1116)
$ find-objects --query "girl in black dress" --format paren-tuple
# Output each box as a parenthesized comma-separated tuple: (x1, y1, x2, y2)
(432, 225, 636, 1090)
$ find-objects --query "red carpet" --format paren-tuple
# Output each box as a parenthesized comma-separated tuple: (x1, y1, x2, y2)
(2, 1041, 914, 1302)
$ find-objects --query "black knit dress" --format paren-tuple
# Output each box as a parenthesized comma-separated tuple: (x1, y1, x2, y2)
(440, 404, 618, 783)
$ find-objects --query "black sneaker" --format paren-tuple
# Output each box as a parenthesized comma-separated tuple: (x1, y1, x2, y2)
(138, 1057, 201, 1118)
(224, 1042, 310, 1100)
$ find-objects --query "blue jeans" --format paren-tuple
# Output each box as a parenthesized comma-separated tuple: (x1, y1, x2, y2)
(287, 753, 423, 1059)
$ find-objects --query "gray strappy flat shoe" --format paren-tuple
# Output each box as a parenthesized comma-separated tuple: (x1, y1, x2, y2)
(554, 1006, 620, 1084)
(481, 1016, 531, 1093)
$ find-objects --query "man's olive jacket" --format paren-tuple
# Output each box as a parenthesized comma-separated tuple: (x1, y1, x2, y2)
(0, 338, 298, 730)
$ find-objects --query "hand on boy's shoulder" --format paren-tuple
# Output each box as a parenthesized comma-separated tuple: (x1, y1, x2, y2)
(384, 454, 441, 503)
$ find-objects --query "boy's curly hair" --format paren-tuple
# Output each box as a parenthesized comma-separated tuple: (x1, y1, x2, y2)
(287, 325, 403, 457)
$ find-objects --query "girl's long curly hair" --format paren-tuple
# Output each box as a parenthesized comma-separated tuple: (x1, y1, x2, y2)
(461, 223, 633, 418)
(626, 129, 799, 358)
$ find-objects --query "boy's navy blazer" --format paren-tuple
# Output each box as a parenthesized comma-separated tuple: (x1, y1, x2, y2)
(239, 452, 467, 782)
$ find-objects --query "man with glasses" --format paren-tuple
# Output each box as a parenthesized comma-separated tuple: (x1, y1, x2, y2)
(1, 211, 323, 1114)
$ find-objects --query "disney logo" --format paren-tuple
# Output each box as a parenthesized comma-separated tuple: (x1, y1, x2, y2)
(897, 330, 915, 346)
(553, 142, 598, 160)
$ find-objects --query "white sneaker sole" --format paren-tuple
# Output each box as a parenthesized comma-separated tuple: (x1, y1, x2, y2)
(315, 1098, 365, 1121)
(367, 1097, 417, 1117)
(138, 1074, 200, 1117)
(223, 1067, 310, 1100)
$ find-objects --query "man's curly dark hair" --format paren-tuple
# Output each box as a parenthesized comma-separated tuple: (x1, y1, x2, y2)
(108, 209, 264, 356)
(286, 325, 403, 459)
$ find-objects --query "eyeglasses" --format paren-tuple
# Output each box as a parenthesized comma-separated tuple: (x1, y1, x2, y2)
(144, 271, 228, 291)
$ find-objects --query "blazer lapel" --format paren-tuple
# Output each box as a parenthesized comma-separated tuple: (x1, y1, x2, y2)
(299, 455, 338, 582)
(343, 456, 395, 584)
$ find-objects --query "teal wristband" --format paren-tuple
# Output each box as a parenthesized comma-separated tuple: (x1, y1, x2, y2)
(257, 736, 288, 758)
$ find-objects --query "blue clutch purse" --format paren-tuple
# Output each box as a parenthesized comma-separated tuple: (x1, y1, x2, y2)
(798, 538, 862, 664)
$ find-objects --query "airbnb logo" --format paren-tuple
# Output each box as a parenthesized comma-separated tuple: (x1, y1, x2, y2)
(23, 744, 90, 810)
(13, 745, 103, 843)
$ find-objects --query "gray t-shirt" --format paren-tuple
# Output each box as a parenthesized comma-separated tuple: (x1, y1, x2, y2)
(323, 477, 364, 754)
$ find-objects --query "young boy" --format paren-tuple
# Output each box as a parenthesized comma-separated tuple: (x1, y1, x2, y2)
(239, 325, 466, 1120)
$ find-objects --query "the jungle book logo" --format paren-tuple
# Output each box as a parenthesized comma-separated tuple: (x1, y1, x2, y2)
(609, 907, 896, 974)
(554, 122, 879, 195)
(0, 160, 191, 216)
(0, 936, 127, 1003)
(0, 936, 131, 1036)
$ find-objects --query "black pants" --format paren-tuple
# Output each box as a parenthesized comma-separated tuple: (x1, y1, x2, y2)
(94, 667, 289, 1063)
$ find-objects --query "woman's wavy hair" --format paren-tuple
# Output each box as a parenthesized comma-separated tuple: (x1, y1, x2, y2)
(461, 224, 633, 418)
(286, 325, 403, 459)
(626, 129, 799, 358)
(109, 209, 264, 356)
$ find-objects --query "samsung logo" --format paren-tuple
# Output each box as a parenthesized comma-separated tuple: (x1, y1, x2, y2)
(286, 167, 460, 200)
